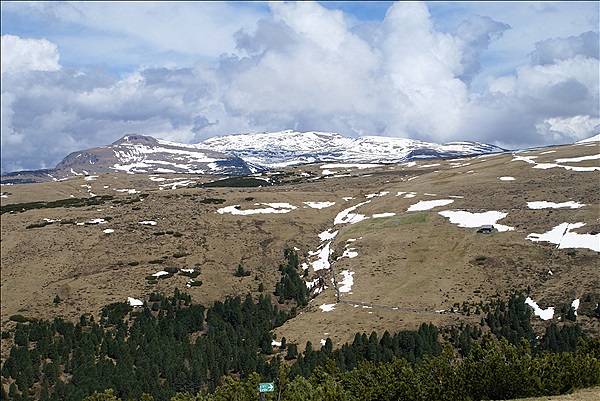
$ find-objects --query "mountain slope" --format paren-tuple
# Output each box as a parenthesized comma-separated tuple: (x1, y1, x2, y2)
(1, 135, 251, 184)
(1, 131, 506, 183)
(1, 138, 598, 346)
(198, 129, 506, 169)
(57, 134, 251, 176)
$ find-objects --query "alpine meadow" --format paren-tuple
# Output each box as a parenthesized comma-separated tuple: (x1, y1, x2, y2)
(1, 1, 599, 400)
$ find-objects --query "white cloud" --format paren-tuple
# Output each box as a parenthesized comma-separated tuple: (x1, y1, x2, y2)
(1, 35, 60, 75)
(1, 2, 268, 69)
(1, 2, 598, 172)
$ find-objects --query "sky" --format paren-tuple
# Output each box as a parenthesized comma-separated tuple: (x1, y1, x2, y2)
(1, 1, 599, 173)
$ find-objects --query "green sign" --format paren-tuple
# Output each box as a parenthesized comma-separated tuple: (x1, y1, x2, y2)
(259, 382, 275, 392)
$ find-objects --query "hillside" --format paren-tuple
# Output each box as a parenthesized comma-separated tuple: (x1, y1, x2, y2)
(198, 129, 505, 169)
(2, 138, 598, 352)
(0, 130, 505, 184)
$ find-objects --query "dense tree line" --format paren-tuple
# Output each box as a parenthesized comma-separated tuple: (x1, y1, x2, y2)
(1, 249, 597, 400)
(67, 336, 600, 401)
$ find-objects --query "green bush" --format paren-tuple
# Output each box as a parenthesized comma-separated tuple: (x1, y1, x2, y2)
(9, 315, 28, 323)
(1, 195, 114, 214)
(128, 261, 140, 266)
(149, 259, 164, 264)
(187, 280, 203, 287)
(26, 221, 54, 229)
(198, 198, 226, 204)
(234, 264, 251, 277)
(201, 177, 272, 188)
(173, 253, 188, 259)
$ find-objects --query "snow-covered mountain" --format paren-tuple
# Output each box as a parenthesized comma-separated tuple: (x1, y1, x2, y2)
(1, 135, 251, 183)
(55, 134, 252, 176)
(1, 130, 507, 184)
(198, 130, 506, 170)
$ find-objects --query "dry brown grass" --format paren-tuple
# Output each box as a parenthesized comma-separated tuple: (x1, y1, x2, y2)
(2, 142, 599, 359)
(498, 386, 600, 401)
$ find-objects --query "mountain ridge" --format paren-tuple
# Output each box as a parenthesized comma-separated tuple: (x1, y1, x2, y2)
(1, 130, 508, 184)
(198, 129, 507, 169)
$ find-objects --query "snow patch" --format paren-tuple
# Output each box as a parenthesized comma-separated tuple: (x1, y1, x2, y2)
(572, 299, 580, 316)
(304, 201, 336, 209)
(338, 270, 354, 293)
(407, 199, 454, 212)
(319, 229, 338, 241)
(526, 201, 585, 209)
(77, 218, 107, 226)
(525, 297, 554, 320)
(115, 188, 140, 194)
(320, 303, 336, 312)
(334, 201, 370, 225)
(438, 210, 514, 232)
(366, 191, 389, 198)
(372, 212, 396, 218)
(526, 222, 599, 252)
(217, 203, 296, 215)
(555, 154, 600, 163)
(128, 297, 143, 307)
(310, 242, 332, 271)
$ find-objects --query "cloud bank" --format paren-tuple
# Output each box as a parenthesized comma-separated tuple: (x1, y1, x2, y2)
(1, 2, 598, 172)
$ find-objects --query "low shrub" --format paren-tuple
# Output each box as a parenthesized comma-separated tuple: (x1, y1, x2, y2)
(9, 315, 28, 323)
(199, 198, 226, 204)
(201, 177, 272, 188)
(26, 221, 53, 229)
